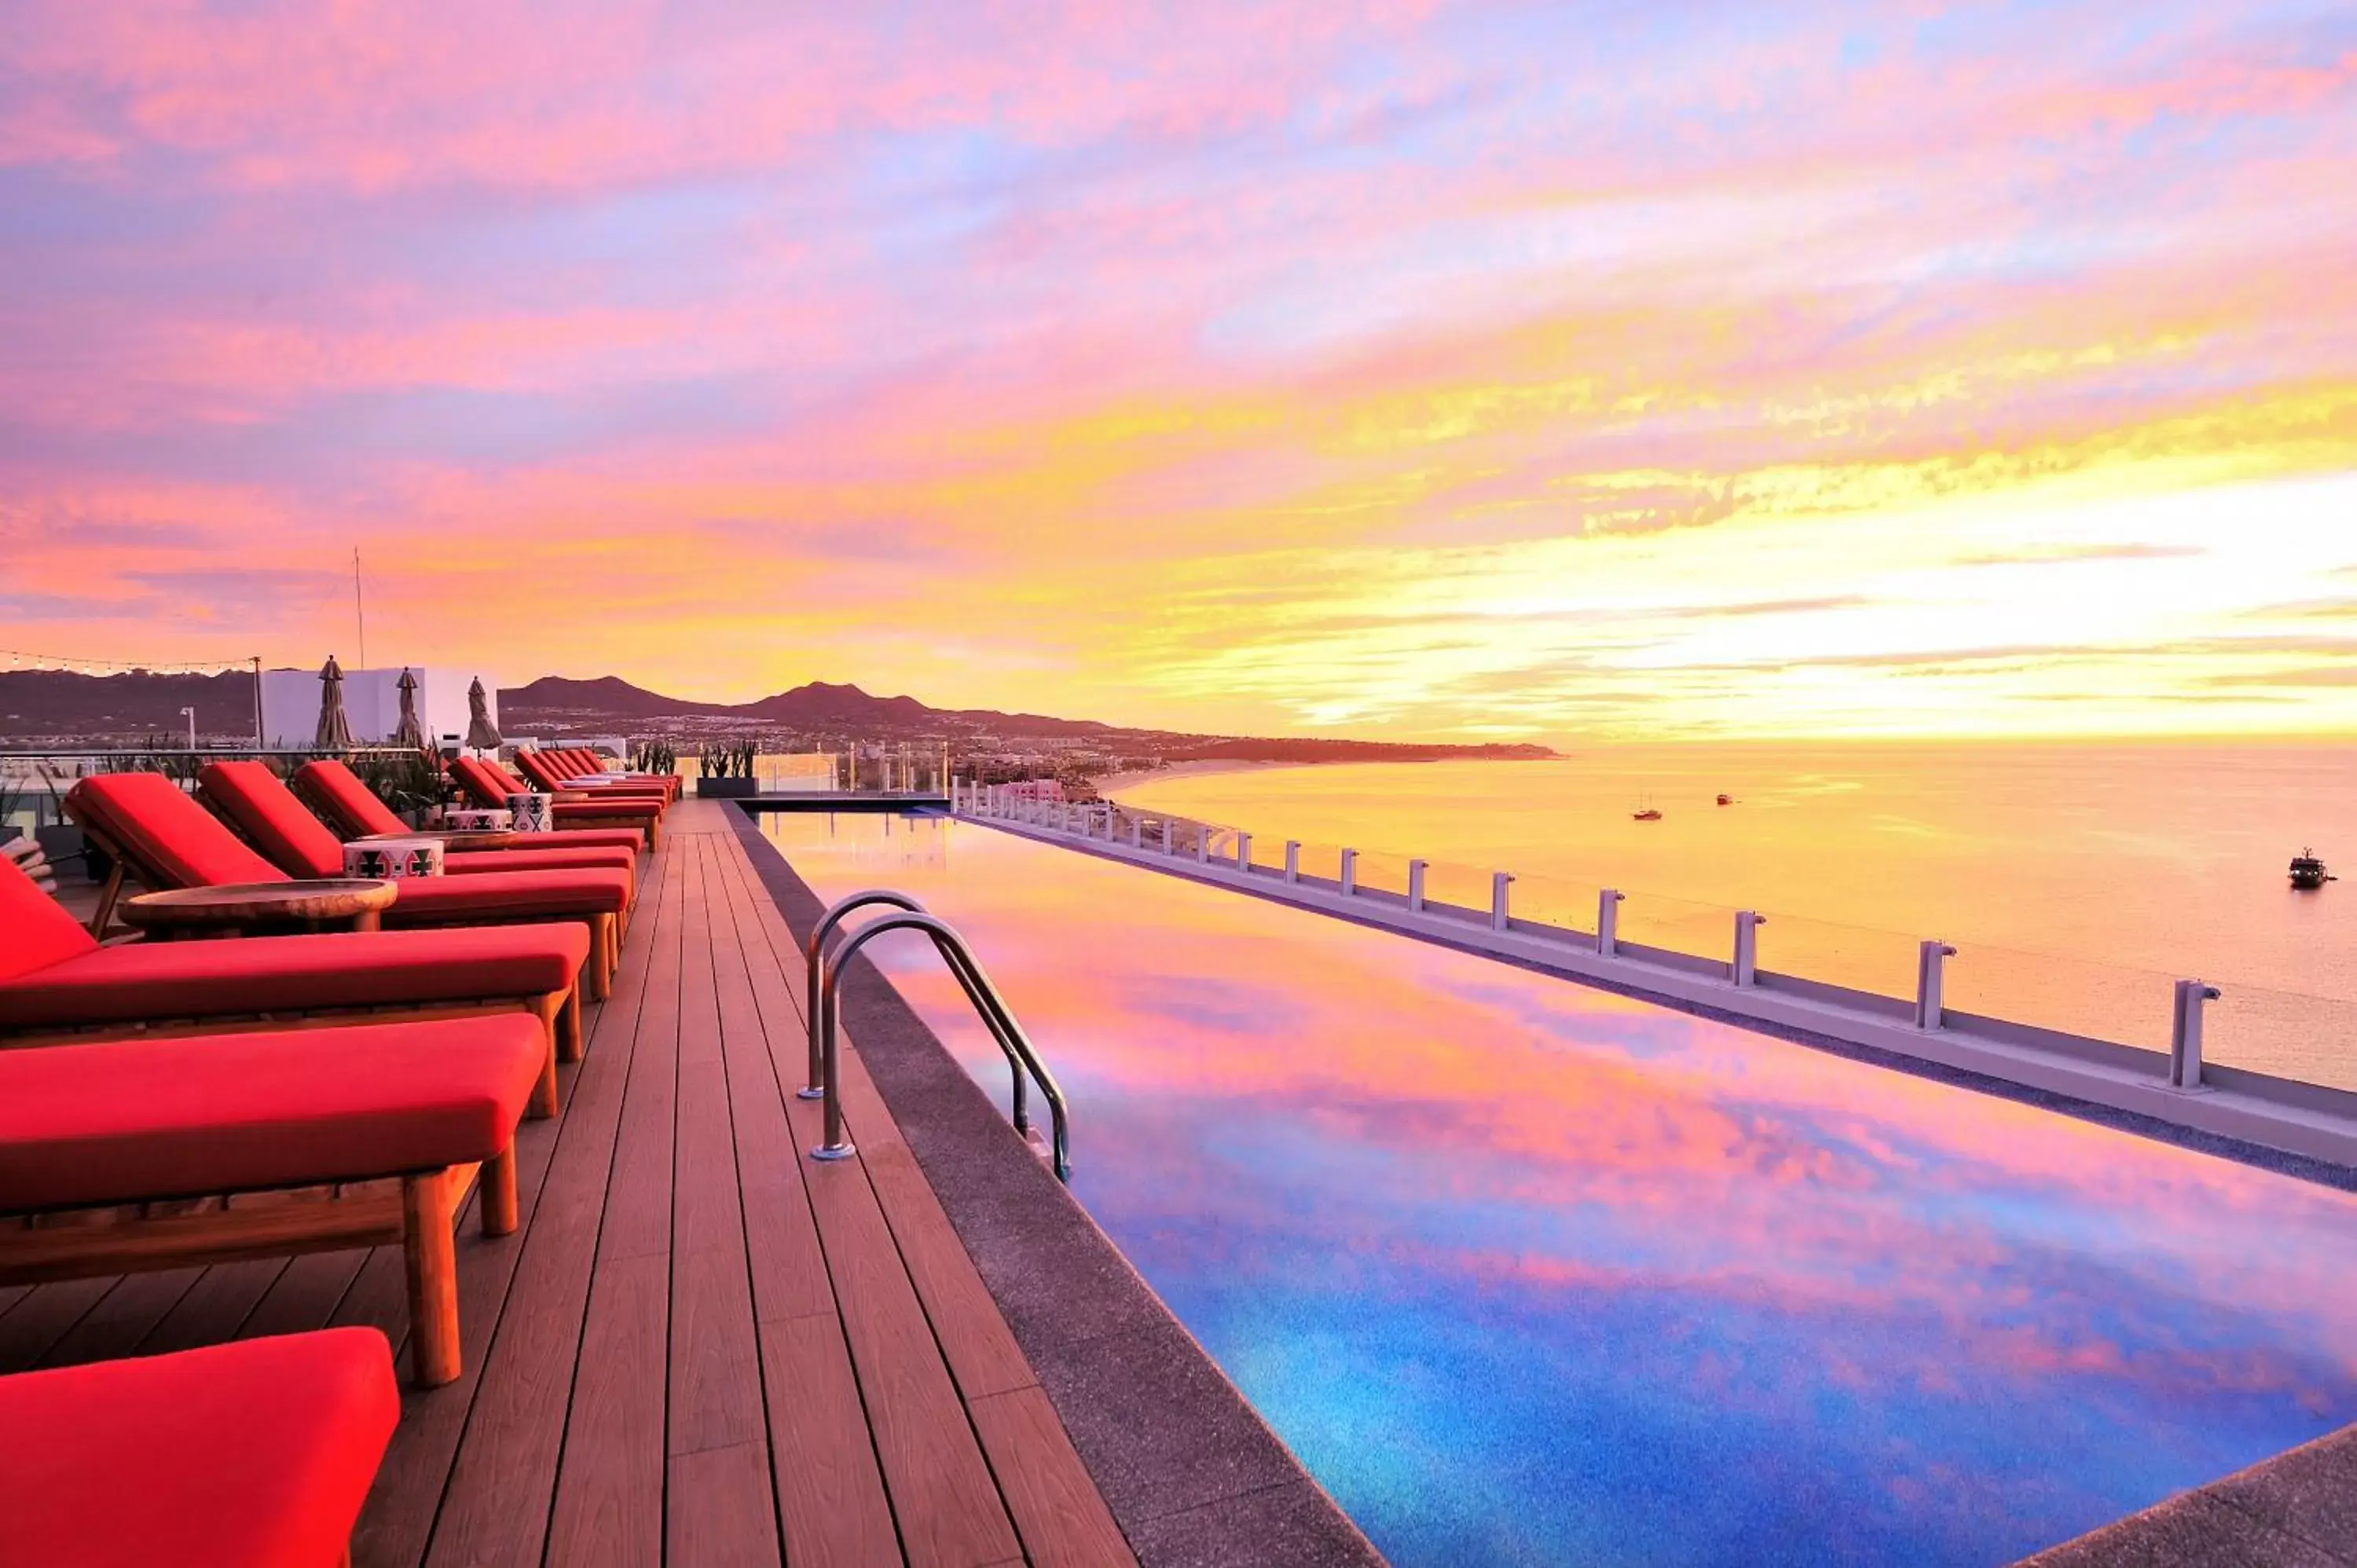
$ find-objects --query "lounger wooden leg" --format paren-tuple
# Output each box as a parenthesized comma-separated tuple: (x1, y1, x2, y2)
(87, 861, 126, 938)
(557, 984, 584, 1064)
(645, 819, 663, 852)
(581, 914, 614, 1002)
(479, 1144, 519, 1237)
(401, 1172, 461, 1387)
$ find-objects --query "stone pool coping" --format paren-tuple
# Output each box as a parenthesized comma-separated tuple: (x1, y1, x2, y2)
(731, 808, 1386, 1568)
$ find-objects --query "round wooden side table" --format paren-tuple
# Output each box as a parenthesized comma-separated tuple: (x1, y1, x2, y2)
(121, 879, 399, 940)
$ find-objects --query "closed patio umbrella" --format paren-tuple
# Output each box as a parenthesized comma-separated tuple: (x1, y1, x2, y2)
(393, 668, 427, 749)
(463, 676, 502, 752)
(313, 656, 353, 750)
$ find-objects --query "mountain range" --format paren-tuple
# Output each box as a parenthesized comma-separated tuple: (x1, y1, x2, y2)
(0, 667, 1555, 764)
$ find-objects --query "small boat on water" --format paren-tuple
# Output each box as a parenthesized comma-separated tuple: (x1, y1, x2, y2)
(1633, 807, 1663, 822)
(1716, 793, 1733, 806)
(2290, 849, 2336, 890)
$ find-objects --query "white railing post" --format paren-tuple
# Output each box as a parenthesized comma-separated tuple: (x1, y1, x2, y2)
(1196, 826, 1210, 863)
(1490, 872, 1513, 932)
(2171, 980, 2221, 1089)
(1407, 859, 1428, 911)
(1340, 848, 1358, 896)
(1131, 819, 1142, 849)
(1732, 911, 1764, 987)
(1915, 941, 1956, 1030)
(1235, 831, 1252, 871)
(1597, 889, 1624, 957)
(1284, 841, 1300, 883)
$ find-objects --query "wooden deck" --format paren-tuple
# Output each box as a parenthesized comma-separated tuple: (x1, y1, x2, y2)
(0, 800, 1136, 1568)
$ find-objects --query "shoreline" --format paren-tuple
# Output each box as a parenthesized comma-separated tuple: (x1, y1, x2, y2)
(1091, 758, 1315, 797)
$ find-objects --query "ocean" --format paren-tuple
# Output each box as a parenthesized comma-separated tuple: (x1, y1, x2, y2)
(1113, 742, 2357, 1090)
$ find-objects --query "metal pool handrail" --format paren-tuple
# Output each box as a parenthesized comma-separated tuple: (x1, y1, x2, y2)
(806, 901, 1072, 1182)
(803, 889, 928, 1101)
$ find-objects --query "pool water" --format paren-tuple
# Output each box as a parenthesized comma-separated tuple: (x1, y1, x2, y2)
(761, 811, 2357, 1566)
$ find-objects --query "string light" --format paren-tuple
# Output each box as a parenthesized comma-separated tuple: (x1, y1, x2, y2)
(0, 649, 260, 676)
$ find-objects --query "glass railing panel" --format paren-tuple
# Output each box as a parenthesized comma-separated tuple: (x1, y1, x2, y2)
(2203, 984, 2357, 1094)
(1419, 858, 1494, 916)
(1944, 941, 2175, 1053)
(1293, 840, 1347, 886)
(1752, 911, 1922, 1003)
(1507, 871, 1601, 938)
(1350, 849, 1413, 900)
(1616, 890, 1739, 966)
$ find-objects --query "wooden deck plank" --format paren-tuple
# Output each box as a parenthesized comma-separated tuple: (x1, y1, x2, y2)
(667, 843, 769, 1459)
(598, 850, 688, 1266)
(35, 1266, 202, 1369)
(544, 1251, 670, 1568)
(0, 1276, 118, 1372)
(348, 1106, 566, 1566)
(852, 1138, 1038, 1404)
(723, 823, 1138, 1568)
(137, 1257, 290, 1357)
(236, 1248, 369, 1343)
(354, 847, 680, 1568)
(968, 1384, 1139, 1568)
(761, 1312, 905, 1568)
(784, 1092, 1023, 1568)
(545, 848, 690, 1567)
(714, 841, 1036, 1401)
(668, 1440, 783, 1568)
(419, 847, 674, 1568)
(707, 837, 847, 1326)
(716, 841, 1024, 1563)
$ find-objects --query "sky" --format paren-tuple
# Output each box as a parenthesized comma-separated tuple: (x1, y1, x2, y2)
(2, 0, 2354, 742)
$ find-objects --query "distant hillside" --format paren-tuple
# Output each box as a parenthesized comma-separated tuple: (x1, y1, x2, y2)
(0, 667, 1555, 764)
(0, 669, 258, 740)
(500, 676, 1114, 740)
(499, 674, 1552, 762)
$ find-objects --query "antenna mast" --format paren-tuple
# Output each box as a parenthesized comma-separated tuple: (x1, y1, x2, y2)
(353, 547, 367, 669)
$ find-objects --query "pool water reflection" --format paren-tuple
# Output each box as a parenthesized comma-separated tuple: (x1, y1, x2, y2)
(762, 811, 2357, 1567)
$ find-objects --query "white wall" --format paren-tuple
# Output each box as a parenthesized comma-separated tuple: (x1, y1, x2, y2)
(258, 665, 501, 749)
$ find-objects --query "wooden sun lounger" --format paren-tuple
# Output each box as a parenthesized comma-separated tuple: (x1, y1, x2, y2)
(0, 1014, 548, 1386)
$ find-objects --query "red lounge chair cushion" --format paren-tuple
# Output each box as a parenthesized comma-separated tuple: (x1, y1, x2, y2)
(297, 760, 645, 851)
(0, 1013, 548, 1211)
(291, 758, 408, 837)
(383, 866, 630, 921)
(518, 750, 667, 803)
(0, 1328, 398, 1568)
(554, 798, 660, 823)
(0, 921, 587, 1031)
(65, 773, 288, 888)
(448, 844, 636, 880)
(198, 760, 347, 878)
(497, 824, 646, 852)
(0, 855, 100, 982)
(451, 755, 527, 809)
(511, 750, 567, 790)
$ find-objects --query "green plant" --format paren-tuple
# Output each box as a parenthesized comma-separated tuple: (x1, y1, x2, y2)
(697, 740, 758, 779)
(631, 740, 677, 775)
(343, 749, 447, 819)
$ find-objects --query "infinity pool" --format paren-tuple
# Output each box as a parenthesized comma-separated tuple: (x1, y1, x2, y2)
(761, 811, 2357, 1566)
